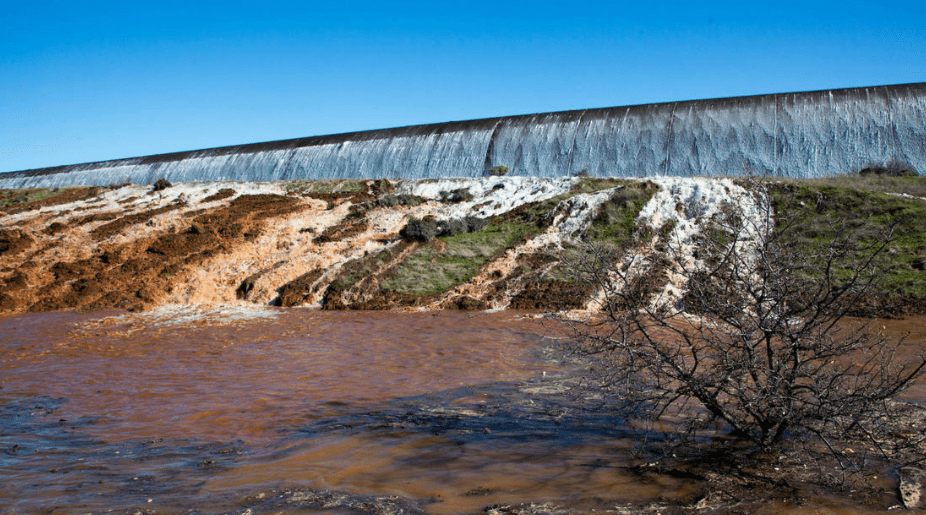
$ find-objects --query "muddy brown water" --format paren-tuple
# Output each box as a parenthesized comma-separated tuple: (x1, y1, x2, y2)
(1, 310, 924, 514)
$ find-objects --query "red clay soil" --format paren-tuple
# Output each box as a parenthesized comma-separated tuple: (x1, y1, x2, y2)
(91, 204, 183, 239)
(0, 194, 307, 314)
(301, 191, 376, 210)
(507, 280, 593, 310)
(7, 179, 921, 317)
(442, 296, 491, 311)
(43, 222, 69, 235)
(313, 214, 370, 244)
(276, 268, 326, 306)
(202, 188, 237, 203)
(71, 211, 121, 226)
(470, 252, 593, 310)
(324, 286, 439, 310)
(0, 229, 36, 256)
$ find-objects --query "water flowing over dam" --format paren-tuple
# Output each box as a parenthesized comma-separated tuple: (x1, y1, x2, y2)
(2, 82, 925, 189)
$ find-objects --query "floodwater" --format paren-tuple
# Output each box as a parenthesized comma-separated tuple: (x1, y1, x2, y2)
(1, 309, 924, 514)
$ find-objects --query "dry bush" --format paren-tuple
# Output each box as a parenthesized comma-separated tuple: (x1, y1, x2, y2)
(555, 182, 926, 480)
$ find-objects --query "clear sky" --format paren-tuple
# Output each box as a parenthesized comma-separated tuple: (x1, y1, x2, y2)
(2, 0, 924, 173)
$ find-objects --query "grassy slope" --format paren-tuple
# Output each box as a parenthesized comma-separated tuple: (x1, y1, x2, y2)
(380, 178, 652, 295)
(0, 188, 64, 208)
(786, 174, 926, 198)
(381, 222, 534, 294)
(769, 176, 926, 301)
(0, 187, 100, 210)
(584, 181, 658, 245)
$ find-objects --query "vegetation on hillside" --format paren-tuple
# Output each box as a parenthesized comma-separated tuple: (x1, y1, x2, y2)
(769, 178, 926, 308)
(284, 178, 369, 194)
(584, 182, 658, 244)
(0, 187, 100, 211)
(787, 173, 926, 198)
(383, 221, 534, 295)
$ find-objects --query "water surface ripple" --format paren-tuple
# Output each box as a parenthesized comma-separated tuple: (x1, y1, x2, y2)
(1, 310, 923, 514)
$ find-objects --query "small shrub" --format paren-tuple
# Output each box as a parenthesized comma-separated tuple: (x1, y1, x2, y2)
(377, 196, 402, 208)
(439, 188, 474, 203)
(857, 160, 918, 177)
(683, 194, 708, 220)
(353, 194, 426, 214)
(438, 218, 468, 237)
(557, 185, 926, 488)
(401, 215, 489, 242)
(401, 217, 440, 242)
(485, 165, 509, 177)
(464, 215, 488, 232)
(152, 178, 172, 191)
(380, 194, 425, 207)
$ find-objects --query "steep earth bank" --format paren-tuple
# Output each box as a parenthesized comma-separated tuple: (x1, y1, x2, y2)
(1, 176, 925, 316)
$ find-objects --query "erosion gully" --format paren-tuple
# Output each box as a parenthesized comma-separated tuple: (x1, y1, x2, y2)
(1, 309, 923, 514)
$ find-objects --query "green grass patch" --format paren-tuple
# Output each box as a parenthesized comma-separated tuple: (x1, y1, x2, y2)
(491, 179, 645, 230)
(284, 179, 368, 194)
(0, 188, 71, 208)
(584, 183, 658, 245)
(769, 181, 926, 298)
(781, 175, 926, 199)
(382, 221, 535, 294)
(569, 177, 639, 195)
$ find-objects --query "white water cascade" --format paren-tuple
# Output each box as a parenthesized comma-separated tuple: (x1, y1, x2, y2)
(2, 83, 924, 189)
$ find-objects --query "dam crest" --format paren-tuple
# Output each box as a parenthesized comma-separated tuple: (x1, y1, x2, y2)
(1, 82, 925, 189)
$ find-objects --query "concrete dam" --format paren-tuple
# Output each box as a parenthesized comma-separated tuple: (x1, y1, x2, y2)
(2, 82, 924, 189)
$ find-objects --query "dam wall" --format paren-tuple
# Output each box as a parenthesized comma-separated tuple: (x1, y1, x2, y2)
(2, 83, 925, 189)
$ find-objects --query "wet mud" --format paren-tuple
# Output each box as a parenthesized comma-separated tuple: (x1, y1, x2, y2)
(0, 228, 35, 256)
(1, 193, 306, 313)
(2, 310, 922, 514)
(3, 179, 925, 317)
(90, 204, 183, 239)
(0, 181, 593, 315)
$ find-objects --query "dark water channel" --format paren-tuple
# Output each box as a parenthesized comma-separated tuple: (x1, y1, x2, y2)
(1, 309, 923, 514)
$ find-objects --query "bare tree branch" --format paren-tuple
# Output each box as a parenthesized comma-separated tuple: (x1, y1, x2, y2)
(552, 179, 926, 480)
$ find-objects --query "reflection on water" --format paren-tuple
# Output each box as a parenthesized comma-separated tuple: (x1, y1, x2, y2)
(1, 310, 923, 514)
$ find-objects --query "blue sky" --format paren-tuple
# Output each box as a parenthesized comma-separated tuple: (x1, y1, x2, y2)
(2, 0, 924, 173)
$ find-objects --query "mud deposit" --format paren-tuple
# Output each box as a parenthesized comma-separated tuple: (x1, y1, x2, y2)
(3, 178, 925, 317)
(0, 179, 600, 314)
(2, 310, 923, 514)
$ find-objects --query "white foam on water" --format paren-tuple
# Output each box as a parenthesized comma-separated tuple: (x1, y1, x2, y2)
(99, 303, 284, 327)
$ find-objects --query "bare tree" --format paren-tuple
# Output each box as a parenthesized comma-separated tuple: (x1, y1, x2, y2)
(555, 181, 925, 477)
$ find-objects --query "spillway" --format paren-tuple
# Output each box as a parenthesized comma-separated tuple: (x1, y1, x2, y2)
(2, 82, 925, 189)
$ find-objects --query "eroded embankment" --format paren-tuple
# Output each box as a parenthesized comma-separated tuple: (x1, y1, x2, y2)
(2, 176, 925, 315)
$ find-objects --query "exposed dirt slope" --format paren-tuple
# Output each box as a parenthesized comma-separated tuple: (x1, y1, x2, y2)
(2, 177, 925, 315)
